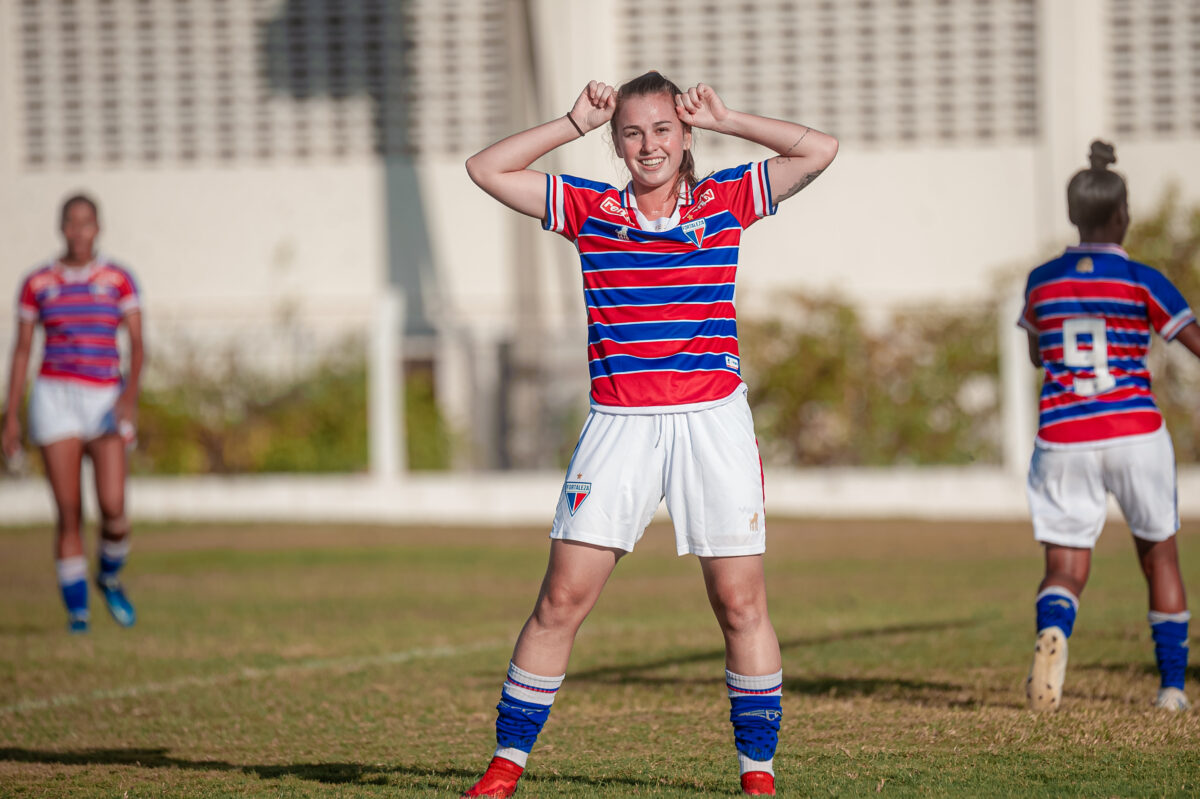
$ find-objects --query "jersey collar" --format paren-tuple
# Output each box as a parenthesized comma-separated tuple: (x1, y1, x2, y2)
(1066, 243, 1128, 258)
(622, 181, 693, 232)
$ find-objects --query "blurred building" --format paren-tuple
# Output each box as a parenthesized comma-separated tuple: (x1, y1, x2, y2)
(1, 0, 1198, 469)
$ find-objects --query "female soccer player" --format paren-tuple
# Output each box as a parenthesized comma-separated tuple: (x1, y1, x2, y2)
(2, 194, 144, 634)
(1021, 141, 1199, 712)
(460, 73, 837, 797)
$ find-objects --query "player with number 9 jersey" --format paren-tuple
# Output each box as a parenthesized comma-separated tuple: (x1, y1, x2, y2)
(1019, 140, 1200, 715)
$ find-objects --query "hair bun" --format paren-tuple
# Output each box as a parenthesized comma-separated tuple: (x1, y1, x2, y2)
(1088, 139, 1116, 170)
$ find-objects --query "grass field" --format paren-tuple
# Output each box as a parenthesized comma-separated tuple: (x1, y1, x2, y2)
(1, 518, 1198, 798)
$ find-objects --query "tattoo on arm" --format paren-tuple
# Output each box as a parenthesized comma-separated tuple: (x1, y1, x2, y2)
(778, 168, 825, 201)
(782, 127, 811, 156)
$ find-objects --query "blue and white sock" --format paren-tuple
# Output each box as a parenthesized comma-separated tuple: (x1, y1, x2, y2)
(98, 536, 130, 585)
(1035, 586, 1079, 638)
(493, 661, 564, 768)
(56, 556, 89, 621)
(727, 668, 783, 777)
(1148, 610, 1190, 691)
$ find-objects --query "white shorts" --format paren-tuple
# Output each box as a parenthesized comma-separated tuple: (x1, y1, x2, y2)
(27, 377, 122, 446)
(1027, 426, 1179, 548)
(551, 387, 766, 557)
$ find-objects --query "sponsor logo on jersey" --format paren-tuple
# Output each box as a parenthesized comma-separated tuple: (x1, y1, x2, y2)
(563, 481, 592, 516)
(681, 218, 705, 247)
(1075, 256, 1094, 273)
(600, 196, 631, 222)
(681, 188, 716, 221)
(725, 355, 740, 372)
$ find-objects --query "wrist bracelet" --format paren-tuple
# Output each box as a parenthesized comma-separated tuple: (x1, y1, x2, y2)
(566, 113, 585, 138)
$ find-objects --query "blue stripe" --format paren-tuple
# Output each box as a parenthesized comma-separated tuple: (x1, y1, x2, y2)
(45, 345, 120, 358)
(1040, 396, 1159, 424)
(580, 248, 739, 271)
(1039, 329, 1151, 348)
(589, 318, 738, 344)
(1036, 299, 1147, 318)
(589, 351, 736, 378)
(41, 304, 122, 318)
(585, 284, 734, 307)
(1040, 374, 1151, 397)
(51, 324, 119, 336)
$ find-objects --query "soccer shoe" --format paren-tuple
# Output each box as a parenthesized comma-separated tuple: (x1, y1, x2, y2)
(461, 756, 524, 798)
(741, 771, 776, 795)
(67, 613, 89, 634)
(1155, 687, 1191, 712)
(96, 575, 136, 628)
(1025, 626, 1068, 712)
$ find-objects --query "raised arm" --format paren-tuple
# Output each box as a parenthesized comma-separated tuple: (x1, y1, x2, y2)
(2, 318, 35, 460)
(465, 81, 616, 219)
(675, 83, 838, 205)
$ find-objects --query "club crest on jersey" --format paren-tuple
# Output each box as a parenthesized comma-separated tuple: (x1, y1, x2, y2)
(682, 219, 705, 247)
(563, 481, 591, 516)
(1076, 256, 1094, 273)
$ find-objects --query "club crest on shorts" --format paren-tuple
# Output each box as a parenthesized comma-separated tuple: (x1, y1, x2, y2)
(681, 219, 705, 247)
(563, 481, 591, 516)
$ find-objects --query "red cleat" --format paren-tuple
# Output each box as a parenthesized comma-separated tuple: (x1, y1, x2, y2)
(741, 770, 776, 795)
(462, 756, 524, 798)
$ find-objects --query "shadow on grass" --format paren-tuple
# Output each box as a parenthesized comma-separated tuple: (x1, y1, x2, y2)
(0, 748, 716, 793)
(1077, 662, 1200, 682)
(571, 618, 977, 681)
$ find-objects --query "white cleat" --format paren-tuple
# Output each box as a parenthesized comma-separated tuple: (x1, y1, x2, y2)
(1026, 626, 1069, 712)
(1154, 687, 1190, 712)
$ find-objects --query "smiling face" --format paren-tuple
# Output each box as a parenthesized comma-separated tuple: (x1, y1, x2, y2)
(613, 91, 692, 194)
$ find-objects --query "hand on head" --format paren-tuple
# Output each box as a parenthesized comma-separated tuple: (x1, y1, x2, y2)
(675, 83, 729, 130)
(570, 81, 617, 133)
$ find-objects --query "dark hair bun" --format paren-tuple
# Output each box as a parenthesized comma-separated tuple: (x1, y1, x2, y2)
(1088, 139, 1116, 170)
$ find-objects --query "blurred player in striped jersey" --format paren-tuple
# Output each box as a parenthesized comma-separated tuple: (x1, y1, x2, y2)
(1020, 141, 1200, 712)
(460, 72, 837, 796)
(2, 194, 144, 634)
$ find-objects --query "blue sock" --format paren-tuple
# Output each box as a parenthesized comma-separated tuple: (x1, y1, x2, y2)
(1035, 586, 1079, 638)
(492, 661, 564, 768)
(56, 556, 89, 621)
(1148, 610, 1189, 690)
(98, 536, 130, 584)
(727, 669, 782, 776)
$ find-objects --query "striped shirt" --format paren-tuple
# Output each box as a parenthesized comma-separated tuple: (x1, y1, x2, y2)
(17, 257, 140, 386)
(544, 162, 776, 409)
(1018, 243, 1195, 447)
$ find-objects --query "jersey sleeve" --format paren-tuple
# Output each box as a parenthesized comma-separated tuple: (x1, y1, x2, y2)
(1017, 272, 1039, 333)
(708, 162, 778, 229)
(115, 267, 141, 316)
(16, 273, 39, 322)
(543, 174, 602, 242)
(1138, 264, 1195, 340)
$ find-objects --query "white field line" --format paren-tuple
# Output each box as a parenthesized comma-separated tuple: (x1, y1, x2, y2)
(2, 640, 507, 715)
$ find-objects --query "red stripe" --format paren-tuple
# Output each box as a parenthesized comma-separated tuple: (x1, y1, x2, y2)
(582, 266, 737, 289)
(1038, 411, 1163, 444)
(591, 302, 736, 325)
(590, 371, 742, 407)
(589, 337, 736, 362)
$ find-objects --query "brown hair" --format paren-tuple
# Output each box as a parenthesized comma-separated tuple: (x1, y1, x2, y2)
(60, 193, 99, 227)
(1066, 140, 1127, 231)
(609, 71, 698, 194)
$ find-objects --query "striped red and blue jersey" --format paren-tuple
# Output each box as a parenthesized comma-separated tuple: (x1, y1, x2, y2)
(17, 257, 141, 386)
(544, 161, 776, 408)
(1018, 243, 1195, 447)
